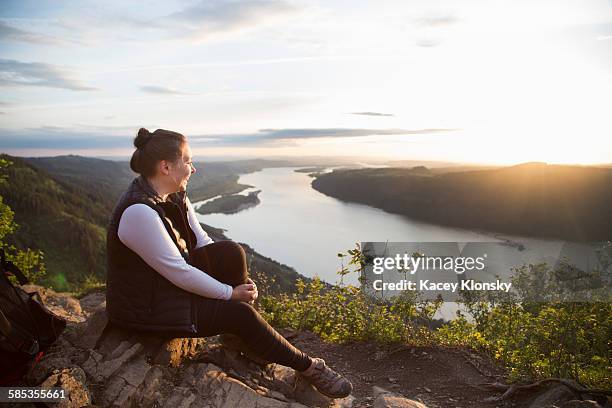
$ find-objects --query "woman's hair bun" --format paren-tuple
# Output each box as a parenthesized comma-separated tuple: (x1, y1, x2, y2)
(130, 127, 187, 176)
(134, 127, 152, 149)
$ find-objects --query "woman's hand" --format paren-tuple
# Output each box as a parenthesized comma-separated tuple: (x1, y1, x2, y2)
(231, 278, 258, 303)
(247, 278, 258, 304)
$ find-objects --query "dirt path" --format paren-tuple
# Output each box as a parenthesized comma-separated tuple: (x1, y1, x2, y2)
(286, 330, 516, 408)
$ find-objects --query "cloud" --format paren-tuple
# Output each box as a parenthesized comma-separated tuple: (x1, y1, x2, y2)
(0, 124, 161, 150)
(139, 85, 192, 95)
(0, 59, 97, 91)
(0, 127, 131, 149)
(0, 21, 63, 45)
(160, 0, 302, 42)
(72, 124, 152, 133)
(416, 38, 441, 48)
(0, 1, 303, 47)
(596, 34, 612, 41)
(190, 127, 458, 146)
(52, 12, 157, 46)
(0, 126, 458, 150)
(412, 12, 458, 48)
(417, 14, 459, 27)
(256, 128, 455, 139)
(349, 112, 394, 117)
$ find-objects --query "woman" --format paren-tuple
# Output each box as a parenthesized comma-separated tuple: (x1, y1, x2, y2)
(106, 128, 352, 399)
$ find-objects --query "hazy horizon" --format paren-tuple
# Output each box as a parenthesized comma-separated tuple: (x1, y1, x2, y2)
(5, 151, 612, 169)
(1, 0, 611, 164)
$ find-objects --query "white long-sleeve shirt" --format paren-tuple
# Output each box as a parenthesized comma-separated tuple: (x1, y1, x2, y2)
(117, 198, 233, 300)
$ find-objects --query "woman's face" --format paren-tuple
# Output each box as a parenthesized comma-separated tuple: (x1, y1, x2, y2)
(168, 143, 196, 192)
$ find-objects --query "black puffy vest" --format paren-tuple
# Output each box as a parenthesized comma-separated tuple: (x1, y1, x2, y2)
(106, 176, 199, 336)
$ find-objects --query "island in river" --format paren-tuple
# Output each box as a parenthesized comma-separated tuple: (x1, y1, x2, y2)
(196, 190, 261, 215)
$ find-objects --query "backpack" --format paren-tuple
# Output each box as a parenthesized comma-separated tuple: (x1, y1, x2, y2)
(0, 249, 67, 385)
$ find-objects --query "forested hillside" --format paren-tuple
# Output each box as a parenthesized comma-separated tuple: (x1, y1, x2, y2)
(27, 156, 135, 215)
(0, 154, 108, 289)
(312, 163, 612, 241)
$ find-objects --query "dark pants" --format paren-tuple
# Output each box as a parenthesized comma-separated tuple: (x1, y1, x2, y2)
(190, 241, 311, 371)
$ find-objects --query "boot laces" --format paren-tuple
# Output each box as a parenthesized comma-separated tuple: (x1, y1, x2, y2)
(311, 359, 341, 383)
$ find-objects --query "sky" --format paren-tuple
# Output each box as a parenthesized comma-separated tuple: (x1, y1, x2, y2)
(1, 0, 611, 164)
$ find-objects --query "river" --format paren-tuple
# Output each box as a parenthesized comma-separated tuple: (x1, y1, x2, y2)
(193, 167, 572, 288)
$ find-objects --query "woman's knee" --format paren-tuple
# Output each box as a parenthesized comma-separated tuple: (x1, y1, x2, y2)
(229, 300, 259, 320)
(193, 240, 248, 286)
(215, 240, 246, 261)
(218, 241, 248, 284)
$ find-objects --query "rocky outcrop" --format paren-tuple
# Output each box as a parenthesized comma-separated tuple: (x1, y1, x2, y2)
(25, 287, 355, 408)
(528, 385, 577, 408)
(372, 386, 428, 408)
(526, 385, 610, 408)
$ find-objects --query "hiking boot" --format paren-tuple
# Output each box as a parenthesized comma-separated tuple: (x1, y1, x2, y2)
(300, 358, 353, 398)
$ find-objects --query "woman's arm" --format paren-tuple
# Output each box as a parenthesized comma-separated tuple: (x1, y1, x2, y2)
(117, 204, 232, 300)
(185, 197, 213, 248)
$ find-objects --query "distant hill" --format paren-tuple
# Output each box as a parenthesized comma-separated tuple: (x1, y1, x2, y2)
(385, 159, 465, 168)
(312, 163, 612, 241)
(25, 155, 271, 204)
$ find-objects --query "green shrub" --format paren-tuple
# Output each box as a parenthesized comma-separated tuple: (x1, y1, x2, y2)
(260, 278, 442, 344)
(0, 158, 46, 283)
(438, 248, 611, 389)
